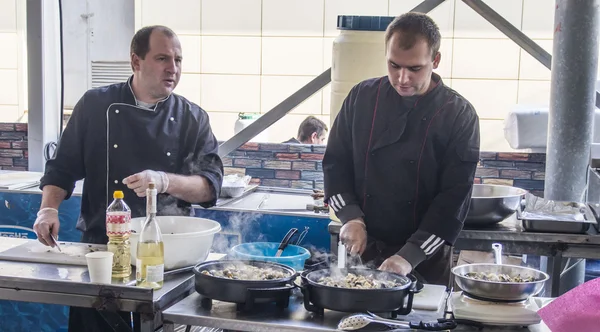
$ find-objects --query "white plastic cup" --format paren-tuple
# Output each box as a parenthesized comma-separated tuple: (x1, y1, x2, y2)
(85, 251, 114, 284)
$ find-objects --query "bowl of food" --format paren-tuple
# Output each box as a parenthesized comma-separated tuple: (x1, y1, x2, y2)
(130, 216, 221, 270)
(451, 263, 549, 301)
(193, 260, 297, 304)
(300, 268, 416, 314)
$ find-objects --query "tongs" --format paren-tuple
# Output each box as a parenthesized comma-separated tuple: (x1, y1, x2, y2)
(294, 226, 309, 246)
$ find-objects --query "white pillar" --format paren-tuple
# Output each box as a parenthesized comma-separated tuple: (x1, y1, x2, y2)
(26, 0, 63, 172)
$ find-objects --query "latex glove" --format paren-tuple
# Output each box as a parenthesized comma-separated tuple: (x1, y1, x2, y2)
(339, 219, 367, 255)
(379, 255, 413, 276)
(33, 207, 60, 247)
(123, 170, 169, 197)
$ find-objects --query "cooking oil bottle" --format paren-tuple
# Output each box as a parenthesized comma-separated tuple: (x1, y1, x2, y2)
(106, 190, 132, 279)
(136, 182, 165, 289)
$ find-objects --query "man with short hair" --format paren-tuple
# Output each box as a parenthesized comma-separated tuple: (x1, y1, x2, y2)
(33, 25, 223, 331)
(284, 115, 329, 144)
(323, 13, 480, 285)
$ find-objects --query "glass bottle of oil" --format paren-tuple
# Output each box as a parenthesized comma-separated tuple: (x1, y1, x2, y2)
(106, 190, 132, 279)
(135, 182, 164, 289)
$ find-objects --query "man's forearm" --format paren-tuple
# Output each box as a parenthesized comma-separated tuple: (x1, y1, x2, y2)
(165, 174, 214, 203)
(41, 185, 67, 210)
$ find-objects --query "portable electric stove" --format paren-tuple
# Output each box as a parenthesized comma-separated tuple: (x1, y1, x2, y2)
(449, 292, 554, 326)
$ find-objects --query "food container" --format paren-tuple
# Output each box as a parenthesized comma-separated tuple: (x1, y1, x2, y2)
(451, 243, 549, 302)
(520, 201, 598, 234)
(221, 174, 251, 198)
(130, 216, 221, 270)
(466, 184, 528, 226)
(230, 242, 311, 271)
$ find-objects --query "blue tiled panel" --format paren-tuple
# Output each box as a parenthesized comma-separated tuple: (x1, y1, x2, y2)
(0, 191, 82, 332)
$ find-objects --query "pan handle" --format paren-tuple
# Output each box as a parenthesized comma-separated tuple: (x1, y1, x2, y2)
(492, 243, 503, 265)
(278, 228, 299, 253)
(395, 288, 415, 316)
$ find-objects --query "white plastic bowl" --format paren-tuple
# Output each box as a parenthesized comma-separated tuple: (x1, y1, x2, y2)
(129, 216, 221, 270)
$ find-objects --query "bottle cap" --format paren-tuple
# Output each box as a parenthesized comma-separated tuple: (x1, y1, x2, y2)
(148, 182, 155, 190)
(113, 191, 124, 199)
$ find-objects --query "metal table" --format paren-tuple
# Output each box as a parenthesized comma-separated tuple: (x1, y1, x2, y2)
(161, 291, 549, 332)
(0, 253, 223, 332)
(328, 217, 600, 297)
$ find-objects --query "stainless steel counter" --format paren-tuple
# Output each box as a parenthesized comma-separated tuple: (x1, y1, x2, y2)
(210, 186, 329, 219)
(161, 292, 549, 332)
(0, 251, 224, 331)
(328, 216, 600, 297)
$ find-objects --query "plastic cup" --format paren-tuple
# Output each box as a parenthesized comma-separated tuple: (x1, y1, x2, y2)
(85, 251, 114, 284)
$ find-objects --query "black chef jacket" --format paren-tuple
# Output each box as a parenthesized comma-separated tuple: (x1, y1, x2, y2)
(323, 74, 480, 283)
(40, 77, 224, 242)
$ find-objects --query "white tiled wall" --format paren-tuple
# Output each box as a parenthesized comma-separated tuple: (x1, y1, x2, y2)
(2, 0, 598, 152)
(133, 0, 567, 151)
(0, 0, 23, 122)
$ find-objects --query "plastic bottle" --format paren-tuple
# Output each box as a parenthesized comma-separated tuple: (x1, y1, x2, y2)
(106, 190, 132, 279)
(330, 15, 394, 124)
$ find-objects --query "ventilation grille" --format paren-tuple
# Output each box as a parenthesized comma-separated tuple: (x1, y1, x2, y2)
(91, 61, 132, 88)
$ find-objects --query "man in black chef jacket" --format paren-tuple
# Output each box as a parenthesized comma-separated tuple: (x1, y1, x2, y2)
(32, 25, 223, 331)
(323, 13, 480, 285)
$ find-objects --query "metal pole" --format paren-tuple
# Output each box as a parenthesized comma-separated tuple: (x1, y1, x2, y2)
(26, 0, 62, 171)
(545, 0, 600, 202)
(218, 69, 332, 157)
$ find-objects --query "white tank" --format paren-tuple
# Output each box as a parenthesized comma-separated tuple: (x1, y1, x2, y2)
(234, 113, 269, 143)
(330, 15, 394, 124)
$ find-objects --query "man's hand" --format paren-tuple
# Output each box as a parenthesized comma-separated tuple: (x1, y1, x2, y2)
(379, 255, 413, 276)
(33, 207, 60, 247)
(339, 219, 367, 255)
(123, 170, 169, 197)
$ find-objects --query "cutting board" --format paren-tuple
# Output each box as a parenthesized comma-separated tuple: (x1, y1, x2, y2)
(412, 284, 447, 311)
(0, 239, 106, 266)
(0, 171, 43, 190)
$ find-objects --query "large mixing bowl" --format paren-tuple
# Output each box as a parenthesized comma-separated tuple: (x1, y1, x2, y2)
(452, 263, 549, 301)
(465, 184, 528, 226)
(130, 216, 221, 270)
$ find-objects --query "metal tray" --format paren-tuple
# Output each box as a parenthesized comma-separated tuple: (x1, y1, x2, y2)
(520, 203, 598, 234)
(522, 219, 595, 234)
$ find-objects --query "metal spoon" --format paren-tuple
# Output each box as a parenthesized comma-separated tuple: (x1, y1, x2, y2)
(492, 242, 503, 265)
(338, 313, 458, 331)
(337, 313, 410, 330)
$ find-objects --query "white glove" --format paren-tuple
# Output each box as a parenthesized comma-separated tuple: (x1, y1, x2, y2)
(340, 218, 367, 255)
(33, 207, 60, 247)
(123, 170, 169, 197)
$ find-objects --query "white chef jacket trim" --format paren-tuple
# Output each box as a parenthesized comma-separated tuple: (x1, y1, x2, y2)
(420, 234, 437, 250)
(336, 194, 346, 207)
(424, 237, 444, 256)
(127, 79, 170, 112)
(329, 195, 340, 212)
(105, 99, 171, 206)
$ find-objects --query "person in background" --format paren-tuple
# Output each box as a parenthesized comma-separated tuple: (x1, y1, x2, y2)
(323, 13, 480, 285)
(283, 115, 329, 144)
(32, 25, 223, 331)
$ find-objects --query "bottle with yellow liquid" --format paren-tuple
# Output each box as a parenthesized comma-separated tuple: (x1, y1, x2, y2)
(106, 190, 132, 279)
(136, 182, 164, 289)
